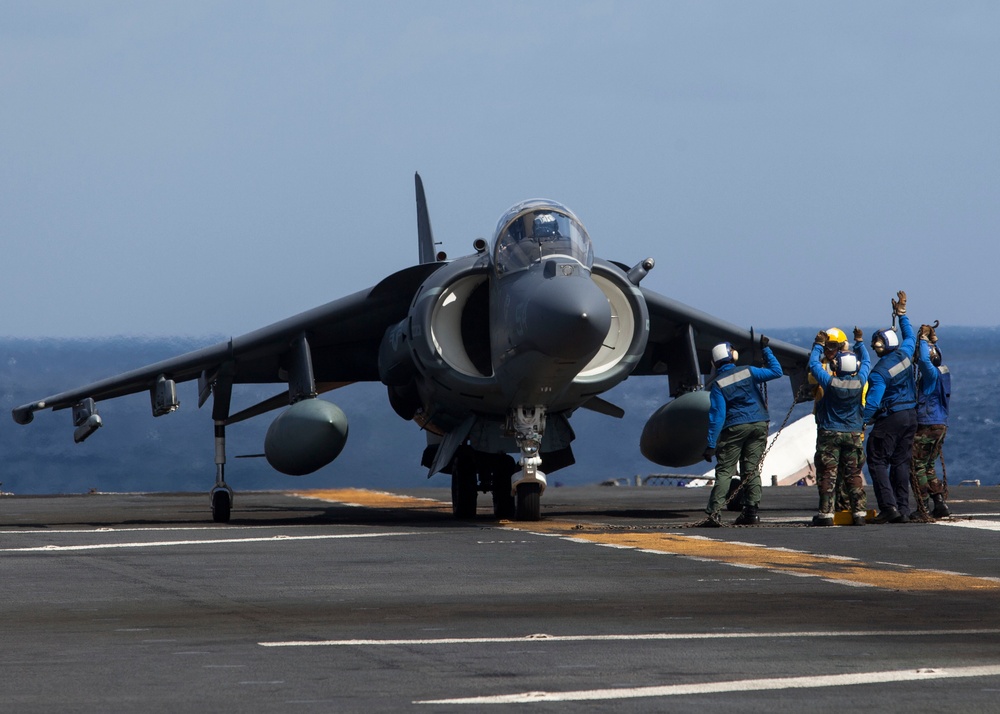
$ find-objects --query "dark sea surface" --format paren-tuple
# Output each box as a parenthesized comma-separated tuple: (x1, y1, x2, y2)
(1, 326, 996, 495)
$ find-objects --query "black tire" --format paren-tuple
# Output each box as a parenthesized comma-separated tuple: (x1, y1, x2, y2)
(490, 455, 517, 520)
(212, 490, 231, 523)
(515, 482, 541, 521)
(492, 479, 515, 520)
(451, 449, 478, 519)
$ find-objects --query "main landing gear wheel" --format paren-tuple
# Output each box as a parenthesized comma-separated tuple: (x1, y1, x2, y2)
(488, 454, 517, 520)
(451, 471, 478, 519)
(492, 476, 515, 520)
(212, 489, 232, 523)
(515, 482, 541, 521)
(450, 447, 479, 519)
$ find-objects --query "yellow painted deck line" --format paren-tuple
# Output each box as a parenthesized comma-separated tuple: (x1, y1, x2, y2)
(504, 520, 1000, 592)
(293, 488, 451, 512)
(292, 489, 1000, 593)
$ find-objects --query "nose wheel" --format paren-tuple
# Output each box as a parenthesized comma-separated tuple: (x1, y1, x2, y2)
(515, 482, 541, 521)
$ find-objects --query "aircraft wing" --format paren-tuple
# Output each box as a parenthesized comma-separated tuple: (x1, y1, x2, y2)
(12, 262, 443, 424)
(634, 287, 811, 400)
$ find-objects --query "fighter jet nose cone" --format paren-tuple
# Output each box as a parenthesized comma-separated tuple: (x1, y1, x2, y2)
(526, 276, 612, 360)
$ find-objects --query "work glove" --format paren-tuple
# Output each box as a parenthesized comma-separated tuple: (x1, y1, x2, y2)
(814, 330, 828, 346)
(702, 446, 716, 463)
(918, 324, 932, 341)
(759, 334, 769, 350)
(891, 290, 907, 316)
(853, 326, 863, 342)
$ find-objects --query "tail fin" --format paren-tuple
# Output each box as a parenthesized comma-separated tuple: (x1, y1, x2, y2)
(415, 172, 436, 264)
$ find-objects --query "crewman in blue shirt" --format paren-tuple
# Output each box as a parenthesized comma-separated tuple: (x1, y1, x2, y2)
(808, 327, 871, 526)
(698, 335, 783, 527)
(863, 291, 918, 523)
(911, 322, 952, 518)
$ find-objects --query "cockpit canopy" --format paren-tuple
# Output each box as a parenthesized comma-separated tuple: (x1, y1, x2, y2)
(492, 199, 595, 276)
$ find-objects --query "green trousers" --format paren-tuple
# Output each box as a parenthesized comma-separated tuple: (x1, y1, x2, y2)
(706, 421, 768, 515)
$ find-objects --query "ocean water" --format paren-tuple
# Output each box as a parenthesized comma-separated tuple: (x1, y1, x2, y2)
(1, 326, 997, 494)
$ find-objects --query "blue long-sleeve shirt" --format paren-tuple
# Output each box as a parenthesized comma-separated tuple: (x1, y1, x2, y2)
(863, 314, 917, 423)
(916, 340, 939, 395)
(916, 339, 951, 425)
(808, 341, 870, 432)
(706, 347, 783, 448)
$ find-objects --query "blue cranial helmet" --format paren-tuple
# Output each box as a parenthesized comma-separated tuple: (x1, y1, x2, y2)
(711, 342, 736, 366)
(833, 352, 859, 376)
(871, 328, 899, 354)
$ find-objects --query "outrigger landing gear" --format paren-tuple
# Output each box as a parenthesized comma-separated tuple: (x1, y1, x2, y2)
(210, 420, 233, 523)
(510, 406, 546, 522)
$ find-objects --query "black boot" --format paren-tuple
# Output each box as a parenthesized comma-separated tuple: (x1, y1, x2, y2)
(873, 506, 902, 524)
(932, 494, 951, 518)
(734, 505, 760, 526)
(694, 512, 724, 528)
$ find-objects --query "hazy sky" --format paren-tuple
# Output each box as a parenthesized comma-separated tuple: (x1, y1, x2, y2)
(3, 1, 998, 338)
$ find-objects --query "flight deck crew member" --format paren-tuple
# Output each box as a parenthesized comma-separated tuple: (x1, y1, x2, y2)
(809, 327, 862, 512)
(912, 322, 952, 518)
(808, 327, 871, 526)
(863, 291, 917, 524)
(698, 335, 783, 527)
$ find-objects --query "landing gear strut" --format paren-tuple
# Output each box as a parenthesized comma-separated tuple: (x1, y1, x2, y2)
(510, 406, 546, 521)
(210, 420, 233, 523)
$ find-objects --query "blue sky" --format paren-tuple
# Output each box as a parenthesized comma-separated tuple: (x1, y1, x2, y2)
(3, 1, 998, 338)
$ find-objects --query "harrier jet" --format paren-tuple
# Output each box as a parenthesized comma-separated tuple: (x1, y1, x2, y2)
(13, 175, 810, 522)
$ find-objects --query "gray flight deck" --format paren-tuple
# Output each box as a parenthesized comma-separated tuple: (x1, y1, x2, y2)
(2, 485, 999, 712)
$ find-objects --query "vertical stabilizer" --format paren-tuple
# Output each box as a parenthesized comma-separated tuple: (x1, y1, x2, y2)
(415, 172, 436, 264)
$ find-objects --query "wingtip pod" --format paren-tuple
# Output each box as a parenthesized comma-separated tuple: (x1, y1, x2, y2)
(12, 402, 43, 425)
(639, 391, 711, 467)
(10, 403, 39, 426)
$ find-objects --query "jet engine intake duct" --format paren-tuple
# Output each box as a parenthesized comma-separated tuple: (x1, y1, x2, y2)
(574, 258, 650, 385)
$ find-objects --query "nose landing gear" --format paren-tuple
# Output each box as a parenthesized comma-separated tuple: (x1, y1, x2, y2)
(510, 406, 546, 521)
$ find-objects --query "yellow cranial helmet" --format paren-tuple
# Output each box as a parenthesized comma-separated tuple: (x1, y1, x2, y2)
(825, 327, 847, 346)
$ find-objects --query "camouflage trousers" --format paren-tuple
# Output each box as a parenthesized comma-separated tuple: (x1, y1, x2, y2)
(911, 424, 947, 499)
(815, 429, 867, 513)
